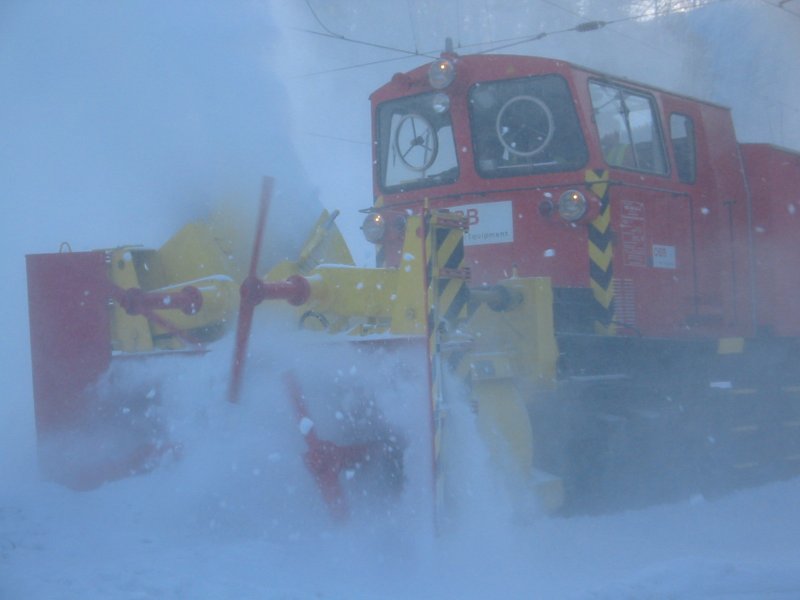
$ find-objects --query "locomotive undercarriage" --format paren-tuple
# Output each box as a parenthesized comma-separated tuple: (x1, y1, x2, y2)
(534, 332, 800, 514)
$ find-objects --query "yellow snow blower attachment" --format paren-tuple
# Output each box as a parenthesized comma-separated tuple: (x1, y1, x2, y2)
(27, 177, 564, 521)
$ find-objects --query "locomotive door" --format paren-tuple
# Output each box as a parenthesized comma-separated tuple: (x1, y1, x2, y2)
(589, 80, 698, 337)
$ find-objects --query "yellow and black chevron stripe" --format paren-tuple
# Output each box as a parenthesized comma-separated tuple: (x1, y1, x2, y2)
(424, 210, 469, 526)
(586, 169, 615, 335)
(429, 221, 470, 323)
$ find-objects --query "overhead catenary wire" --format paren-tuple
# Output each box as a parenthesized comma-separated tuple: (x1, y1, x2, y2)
(295, 0, 731, 78)
(471, 0, 733, 56)
(758, 0, 800, 18)
(300, 0, 437, 60)
(303, 0, 343, 38)
(293, 52, 426, 79)
(295, 27, 437, 59)
(535, 0, 582, 18)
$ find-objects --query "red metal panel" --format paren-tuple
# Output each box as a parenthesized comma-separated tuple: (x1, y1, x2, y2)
(27, 250, 179, 489)
(26, 250, 112, 434)
(696, 104, 754, 336)
(608, 184, 697, 337)
(741, 143, 800, 336)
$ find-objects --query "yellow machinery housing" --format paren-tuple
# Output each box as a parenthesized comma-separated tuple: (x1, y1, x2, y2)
(101, 198, 565, 514)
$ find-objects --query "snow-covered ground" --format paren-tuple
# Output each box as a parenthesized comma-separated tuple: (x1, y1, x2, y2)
(3, 469, 800, 598)
(2, 1, 800, 598)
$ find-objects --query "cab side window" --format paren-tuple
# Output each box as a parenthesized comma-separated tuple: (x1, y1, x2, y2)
(589, 81, 668, 175)
(670, 113, 697, 184)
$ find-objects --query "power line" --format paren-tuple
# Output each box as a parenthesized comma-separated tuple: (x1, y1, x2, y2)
(292, 52, 426, 79)
(470, 8, 671, 55)
(292, 0, 754, 78)
(758, 0, 800, 19)
(536, 0, 582, 18)
(300, 0, 437, 59)
(465, 0, 731, 60)
(294, 8, 657, 78)
(294, 27, 435, 59)
(303, 0, 342, 38)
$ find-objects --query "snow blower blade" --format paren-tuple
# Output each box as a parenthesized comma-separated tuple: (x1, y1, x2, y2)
(229, 176, 274, 404)
(227, 177, 393, 520)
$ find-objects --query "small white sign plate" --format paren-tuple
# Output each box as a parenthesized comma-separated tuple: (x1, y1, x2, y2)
(652, 244, 677, 269)
(451, 201, 514, 246)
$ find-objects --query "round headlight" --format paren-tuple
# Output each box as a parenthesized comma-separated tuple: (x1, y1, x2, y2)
(361, 213, 386, 244)
(557, 190, 587, 222)
(432, 92, 450, 114)
(428, 59, 456, 90)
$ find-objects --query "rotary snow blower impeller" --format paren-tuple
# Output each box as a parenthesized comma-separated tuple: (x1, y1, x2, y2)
(227, 177, 398, 520)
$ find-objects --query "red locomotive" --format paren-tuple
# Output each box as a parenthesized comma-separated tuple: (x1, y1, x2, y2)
(363, 51, 800, 510)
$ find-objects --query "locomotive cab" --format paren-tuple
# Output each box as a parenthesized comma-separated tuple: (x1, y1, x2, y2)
(370, 52, 756, 341)
(366, 52, 800, 510)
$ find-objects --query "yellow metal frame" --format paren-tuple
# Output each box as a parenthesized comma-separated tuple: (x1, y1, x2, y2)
(102, 203, 565, 513)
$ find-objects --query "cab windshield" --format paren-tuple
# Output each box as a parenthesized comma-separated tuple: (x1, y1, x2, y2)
(377, 92, 459, 192)
(469, 74, 588, 177)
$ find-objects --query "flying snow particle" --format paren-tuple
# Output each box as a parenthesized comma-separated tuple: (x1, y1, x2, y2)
(299, 417, 314, 436)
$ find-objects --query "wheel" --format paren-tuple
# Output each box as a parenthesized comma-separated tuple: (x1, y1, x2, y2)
(394, 113, 438, 171)
(495, 95, 554, 157)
